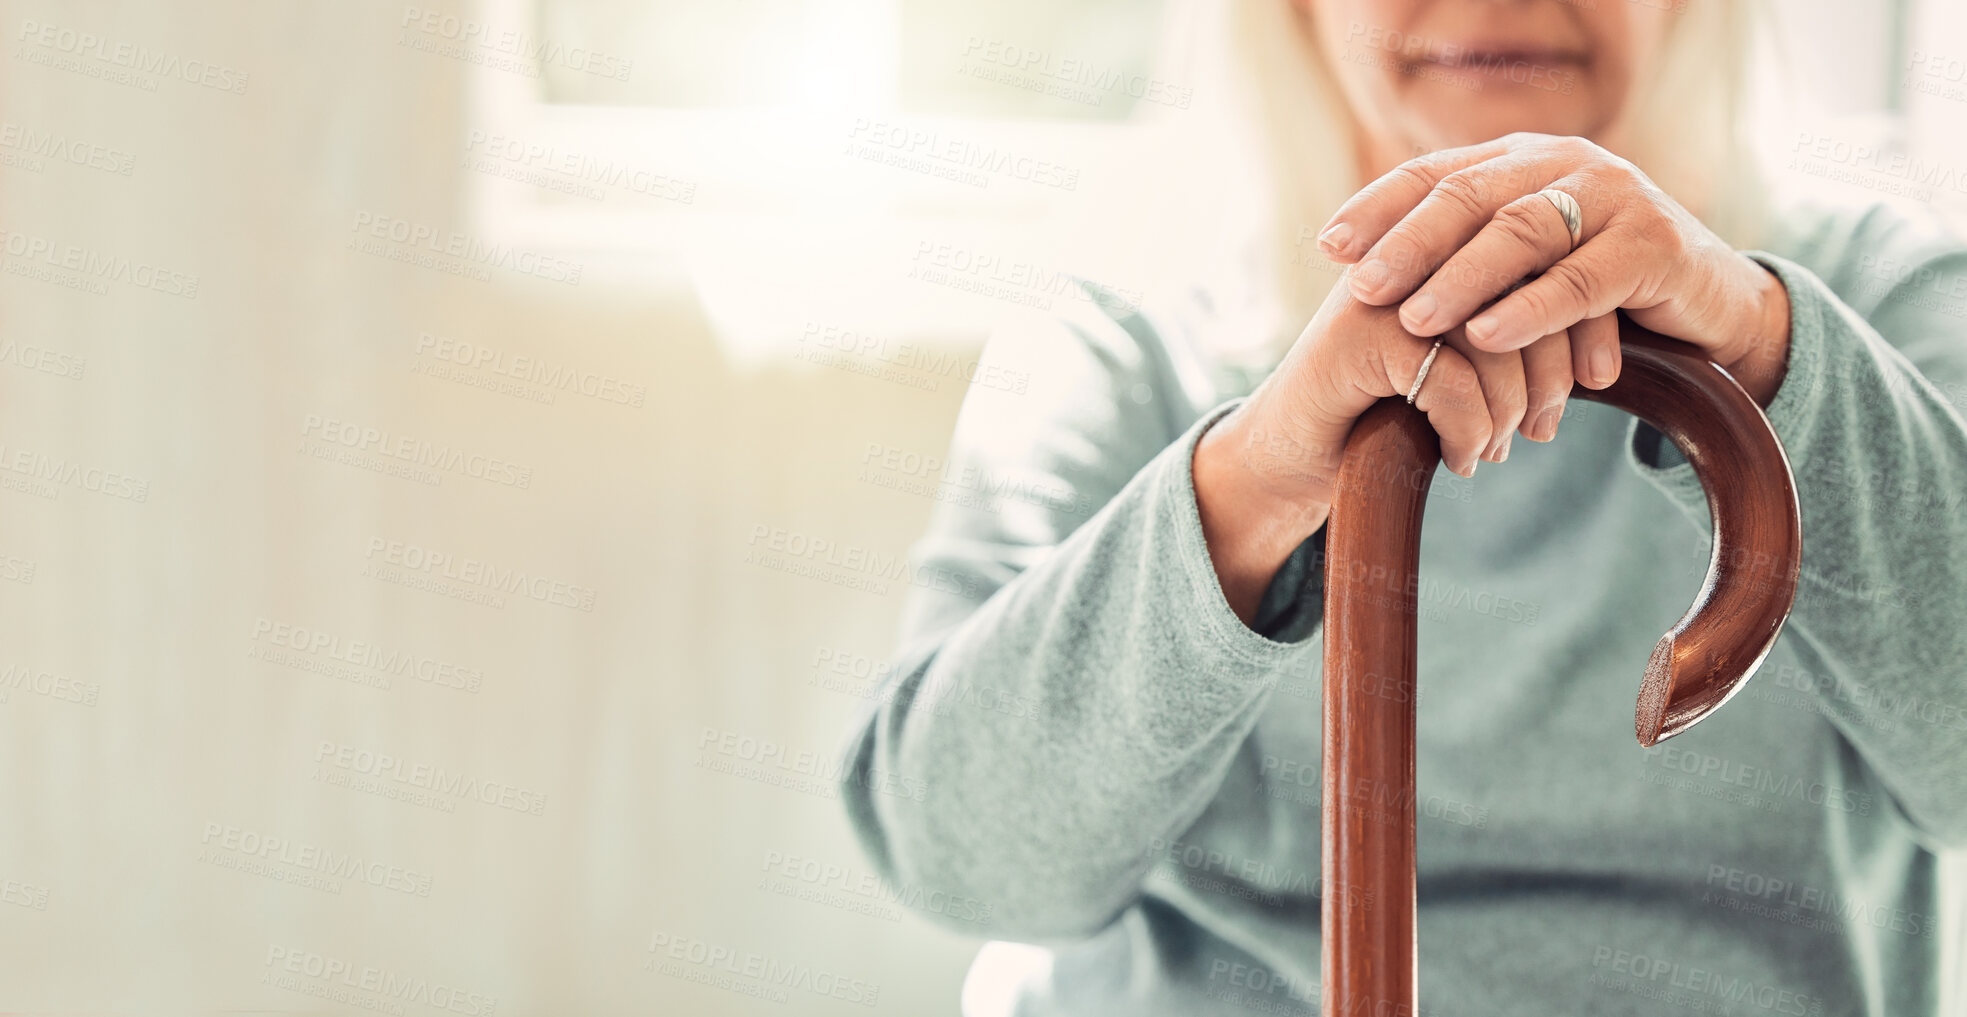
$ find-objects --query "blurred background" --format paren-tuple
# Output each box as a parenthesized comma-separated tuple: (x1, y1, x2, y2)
(2, 0, 1964, 1013)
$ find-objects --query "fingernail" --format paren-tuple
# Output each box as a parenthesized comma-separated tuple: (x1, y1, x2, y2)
(1345, 259, 1392, 299)
(1401, 292, 1438, 333)
(1318, 222, 1353, 254)
(1533, 405, 1561, 441)
(1494, 434, 1512, 462)
(1466, 314, 1499, 346)
(1590, 345, 1616, 385)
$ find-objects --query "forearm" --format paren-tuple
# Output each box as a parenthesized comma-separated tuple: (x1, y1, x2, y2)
(840, 405, 1322, 938)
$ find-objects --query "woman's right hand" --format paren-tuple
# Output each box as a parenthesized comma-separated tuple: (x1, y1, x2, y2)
(1193, 265, 1606, 623)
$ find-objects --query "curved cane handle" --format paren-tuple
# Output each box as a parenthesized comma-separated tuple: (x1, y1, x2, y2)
(1574, 319, 1802, 745)
(1318, 312, 1803, 1017)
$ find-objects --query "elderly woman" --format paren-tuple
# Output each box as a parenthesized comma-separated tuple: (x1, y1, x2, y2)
(839, 0, 1967, 1014)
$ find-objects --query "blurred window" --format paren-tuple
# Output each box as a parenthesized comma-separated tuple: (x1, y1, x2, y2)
(533, 0, 1169, 120)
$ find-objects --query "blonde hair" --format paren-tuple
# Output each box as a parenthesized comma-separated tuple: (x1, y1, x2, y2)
(1138, 0, 1774, 367)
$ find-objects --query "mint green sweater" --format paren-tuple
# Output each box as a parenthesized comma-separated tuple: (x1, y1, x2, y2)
(838, 197, 1967, 1016)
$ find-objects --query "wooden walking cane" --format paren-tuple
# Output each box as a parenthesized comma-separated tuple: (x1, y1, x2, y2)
(1319, 314, 1803, 1016)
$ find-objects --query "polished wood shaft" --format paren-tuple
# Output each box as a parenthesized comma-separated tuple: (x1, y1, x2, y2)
(1318, 316, 1802, 1017)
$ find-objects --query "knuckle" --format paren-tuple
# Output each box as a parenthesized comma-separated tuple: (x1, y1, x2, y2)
(1492, 201, 1552, 251)
(1442, 256, 1508, 294)
(1607, 150, 1648, 181)
(1499, 369, 1531, 415)
(1437, 355, 1488, 418)
(1485, 376, 1528, 430)
(1364, 324, 1412, 380)
(1389, 161, 1441, 194)
(1433, 171, 1492, 215)
(1529, 387, 1571, 414)
(1539, 262, 1596, 310)
(1451, 403, 1494, 447)
(1513, 288, 1563, 327)
(1528, 369, 1574, 408)
(1374, 233, 1429, 276)
(1438, 262, 1482, 294)
(1630, 212, 1681, 251)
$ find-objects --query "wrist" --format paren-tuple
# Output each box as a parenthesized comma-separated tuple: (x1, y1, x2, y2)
(1193, 407, 1332, 624)
(1196, 408, 1333, 535)
(1722, 255, 1792, 408)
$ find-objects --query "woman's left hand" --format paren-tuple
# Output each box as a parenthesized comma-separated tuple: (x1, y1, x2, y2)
(1315, 132, 1792, 407)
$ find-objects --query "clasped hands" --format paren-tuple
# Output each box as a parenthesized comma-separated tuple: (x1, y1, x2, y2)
(1314, 131, 1791, 472)
(1194, 132, 1792, 623)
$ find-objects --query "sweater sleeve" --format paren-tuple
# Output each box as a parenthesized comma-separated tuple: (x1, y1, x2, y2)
(1622, 206, 1967, 850)
(835, 297, 1325, 942)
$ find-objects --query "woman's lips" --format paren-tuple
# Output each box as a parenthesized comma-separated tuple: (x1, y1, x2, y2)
(1415, 47, 1587, 71)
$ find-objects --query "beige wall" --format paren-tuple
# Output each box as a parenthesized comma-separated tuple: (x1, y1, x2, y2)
(1, 1, 982, 1012)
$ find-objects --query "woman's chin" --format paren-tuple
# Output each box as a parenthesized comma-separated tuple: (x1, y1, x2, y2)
(1408, 102, 1605, 149)
(1402, 88, 1601, 148)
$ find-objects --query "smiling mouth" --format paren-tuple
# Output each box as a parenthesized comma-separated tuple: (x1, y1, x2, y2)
(1415, 47, 1588, 72)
